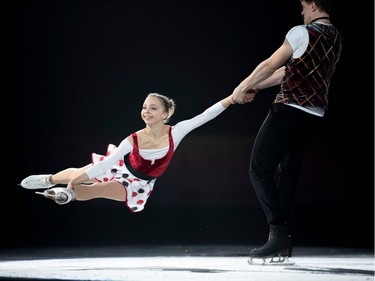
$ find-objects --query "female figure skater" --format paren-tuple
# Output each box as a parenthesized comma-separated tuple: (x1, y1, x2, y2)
(20, 92, 247, 212)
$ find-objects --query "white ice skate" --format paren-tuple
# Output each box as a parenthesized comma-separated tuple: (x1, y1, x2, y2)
(19, 175, 56, 189)
(35, 187, 75, 205)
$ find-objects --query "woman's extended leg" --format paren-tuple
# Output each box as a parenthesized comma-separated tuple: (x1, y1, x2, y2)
(50, 164, 96, 185)
(20, 164, 96, 189)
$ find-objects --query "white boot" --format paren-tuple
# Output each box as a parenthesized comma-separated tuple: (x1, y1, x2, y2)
(35, 187, 75, 205)
(20, 175, 56, 189)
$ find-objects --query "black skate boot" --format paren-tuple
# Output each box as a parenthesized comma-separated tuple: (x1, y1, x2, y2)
(248, 224, 294, 265)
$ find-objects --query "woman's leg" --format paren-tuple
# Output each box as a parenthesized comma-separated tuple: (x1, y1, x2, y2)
(50, 164, 95, 185)
(20, 164, 95, 190)
(71, 181, 126, 202)
(38, 181, 126, 205)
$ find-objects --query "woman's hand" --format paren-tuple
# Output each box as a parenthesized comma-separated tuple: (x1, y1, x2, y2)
(232, 88, 258, 104)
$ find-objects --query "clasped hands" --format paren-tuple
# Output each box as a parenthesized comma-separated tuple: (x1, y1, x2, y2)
(231, 88, 257, 104)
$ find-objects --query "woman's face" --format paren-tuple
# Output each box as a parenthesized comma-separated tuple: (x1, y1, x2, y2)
(141, 96, 168, 125)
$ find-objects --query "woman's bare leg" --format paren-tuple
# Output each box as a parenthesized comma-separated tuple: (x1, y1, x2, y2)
(70, 181, 126, 202)
(50, 164, 95, 185)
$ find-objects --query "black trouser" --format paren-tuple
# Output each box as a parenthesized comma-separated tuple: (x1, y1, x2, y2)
(249, 103, 323, 225)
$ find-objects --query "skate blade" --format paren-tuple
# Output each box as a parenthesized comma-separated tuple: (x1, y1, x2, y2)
(35, 191, 47, 196)
(35, 191, 54, 199)
(248, 256, 295, 266)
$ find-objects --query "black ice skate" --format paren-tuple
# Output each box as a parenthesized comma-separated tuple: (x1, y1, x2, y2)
(248, 224, 295, 265)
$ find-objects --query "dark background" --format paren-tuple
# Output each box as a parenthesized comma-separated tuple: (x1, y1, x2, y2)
(8, 0, 374, 250)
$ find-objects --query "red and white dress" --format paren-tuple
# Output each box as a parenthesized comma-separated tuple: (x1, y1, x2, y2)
(86, 101, 227, 212)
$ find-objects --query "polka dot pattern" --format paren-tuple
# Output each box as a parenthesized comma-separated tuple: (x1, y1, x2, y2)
(91, 143, 156, 213)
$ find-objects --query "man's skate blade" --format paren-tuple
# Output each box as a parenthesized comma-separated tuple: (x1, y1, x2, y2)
(248, 257, 295, 266)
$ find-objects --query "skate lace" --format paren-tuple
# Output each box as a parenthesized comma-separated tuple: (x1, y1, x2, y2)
(30, 176, 49, 187)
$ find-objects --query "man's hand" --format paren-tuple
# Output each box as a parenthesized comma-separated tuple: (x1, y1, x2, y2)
(232, 88, 257, 104)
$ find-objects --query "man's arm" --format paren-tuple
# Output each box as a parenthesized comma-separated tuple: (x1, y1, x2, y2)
(232, 38, 293, 104)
